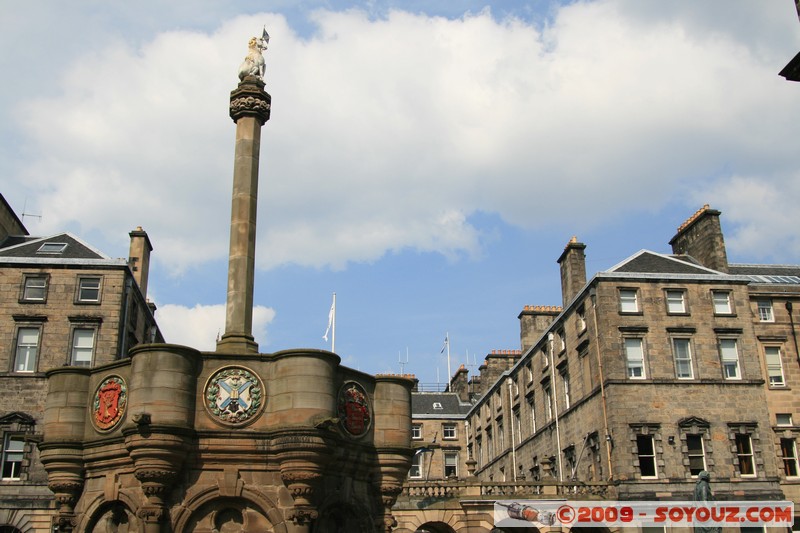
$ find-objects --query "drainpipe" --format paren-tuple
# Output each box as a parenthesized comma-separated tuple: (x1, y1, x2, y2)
(119, 277, 133, 358)
(549, 332, 564, 482)
(590, 287, 614, 480)
(787, 301, 800, 369)
(507, 377, 518, 482)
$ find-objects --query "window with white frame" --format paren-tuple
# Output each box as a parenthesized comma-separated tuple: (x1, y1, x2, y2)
(1, 435, 24, 480)
(686, 434, 706, 476)
(624, 337, 646, 379)
(719, 338, 741, 379)
(619, 289, 639, 313)
(37, 242, 67, 254)
(666, 289, 687, 314)
(409, 452, 422, 478)
(497, 419, 505, 450)
(70, 328, 96, 367)
(764, 346, 785, 387)
(776, 413, 793, 427)
(712, 290, 733, 314)
(527, 394, 536, 434)
(21, 275, 47, 302)
(13, 327, 40, 373)
(672, 338, 694, 379)
(77, 277, 101, 303)
(561, 371, 571, 409)
(734, 433, 756, 476)
(512, 407, 521, 445)
(412, 424, 422, 440)
(757, 300, 774, 322)
(577, 305, 587, 333)
(486, 428, 493, 457)
(636, 434, 658, 478)
(557, 329, 566, 353)
(526, 364, 533, 384)
(781, 439, 799, 477)
(443, 423, 456, 440)
(543, 385, 553, 421)
(444, 451, 458, 478)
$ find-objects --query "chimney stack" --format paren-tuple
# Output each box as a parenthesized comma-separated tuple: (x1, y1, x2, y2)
(217, 73, 271, 354)
(128, 226, 152, 299)
(518, 305, 561, 352)
(557, 236, 587, 307)
(669, 205, 728, 273)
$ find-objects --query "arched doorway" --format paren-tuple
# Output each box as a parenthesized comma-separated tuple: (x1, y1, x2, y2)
(181, 497, 276, 533)
(0, 526, 23, 533)
(415, 522, 456, 533)
(85, 502, 138, 533)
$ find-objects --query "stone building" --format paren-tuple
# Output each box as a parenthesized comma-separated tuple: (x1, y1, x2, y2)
(37, 63, 414, 533)
(0, 195, 162, 532)
(398, 205, 799, 532)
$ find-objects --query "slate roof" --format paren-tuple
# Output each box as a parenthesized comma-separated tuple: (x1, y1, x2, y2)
(0, 233, 110, 260)
(412, 392, 473, 418)
(608, 250, 722, 275)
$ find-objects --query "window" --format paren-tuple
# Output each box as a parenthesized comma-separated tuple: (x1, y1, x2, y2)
(636, 435, 658, 478)
(672, 338, 694, 379)
(412, 424, 422, 440)
(70, 328, 96, 367)
(443, 424, 456, 440)
(757, 300, 774, 322)
(561, 371, 571, 409)
(577, 306, 587, 333)
(1, 435, 24, 480)
(712, 290, 732, 314)
(625, 338, 646, 379)
(781, 439, 799, 477)
(486, 428, 493, 457)
(444, 452, 458, 478)
(13, 328, 39, 373)
(37, 242, 67, 254)
(764, 346, 785, 387)
(543, 385, 553, 421)
(432, 402, 443, 410)
(557, 329, 566, 353)
(735, 434, 756, 476)
(686, 434, 706, 476)
(21, 275, 47, 302)
(527, 395, 536, 434)
(776, 414, 793, 427)
(497, 419, 505, 450)
(619, 289, 639, 313)
(512, 407, 521, 444)
(77, 277, 101, 302)
(409, 452, 422, 478)
(666, 290, 687, 314)
(719, 339, 741, 379)
(525, 364, 533, 384)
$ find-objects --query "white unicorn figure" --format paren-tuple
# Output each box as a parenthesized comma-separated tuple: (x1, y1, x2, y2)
(238, 27, 269, 81)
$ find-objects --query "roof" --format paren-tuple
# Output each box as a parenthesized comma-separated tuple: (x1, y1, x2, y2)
(728, 264, 800, 285)
(412, 392, 473, 418)
(608, 250, 722, 276)
(0, 232, 117, 262)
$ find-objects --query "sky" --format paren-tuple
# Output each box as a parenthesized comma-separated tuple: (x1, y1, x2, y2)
(2, 1, 800, 386)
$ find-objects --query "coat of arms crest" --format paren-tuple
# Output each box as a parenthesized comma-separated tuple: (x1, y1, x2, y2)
(92, 376, 127, 431)
(205, 367, 264, 426)
(337, 382, 371, 437)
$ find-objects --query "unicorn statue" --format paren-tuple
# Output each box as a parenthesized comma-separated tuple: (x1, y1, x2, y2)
(238, 27, 270, 81)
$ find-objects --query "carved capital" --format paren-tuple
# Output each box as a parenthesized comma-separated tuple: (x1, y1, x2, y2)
(136, 505, 168, 523)
(48, 480, 83, 513)
(287, 506, 318, 525)
(53, 514, 78, 533)
(229, 79, 271, 124)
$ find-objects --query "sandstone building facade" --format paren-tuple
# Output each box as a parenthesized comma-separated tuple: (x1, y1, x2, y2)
(0, 195, 162, 532)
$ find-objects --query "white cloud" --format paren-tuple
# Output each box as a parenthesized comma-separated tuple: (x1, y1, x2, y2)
(10, 1, 800, 273)
(155, 303, 276, 351)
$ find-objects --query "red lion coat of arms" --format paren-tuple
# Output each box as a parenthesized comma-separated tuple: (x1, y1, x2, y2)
(93, 376, 127, 431)
(338, 382, 371, 437)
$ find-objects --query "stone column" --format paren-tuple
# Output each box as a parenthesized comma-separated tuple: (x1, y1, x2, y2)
(217, 75, 271, 354)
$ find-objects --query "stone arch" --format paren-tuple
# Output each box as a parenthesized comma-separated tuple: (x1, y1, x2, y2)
(76, 488, 142, 533)
(0, 526, 24, 533)
(173, 486, 286, 533)
(83, 501, 139, 533)
(0, 508, 34, 533)
(415, 522, 457, 533)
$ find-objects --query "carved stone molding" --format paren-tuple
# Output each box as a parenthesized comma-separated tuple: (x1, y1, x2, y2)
(136, 505, 168, 523)
(287, 506, 318, 525)
(229, 77, 271, 124)
(53, 513, 78, 533)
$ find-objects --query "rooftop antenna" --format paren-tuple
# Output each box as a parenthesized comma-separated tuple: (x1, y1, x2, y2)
(399, 348, 409, 374)
(20, 199, 42, 224)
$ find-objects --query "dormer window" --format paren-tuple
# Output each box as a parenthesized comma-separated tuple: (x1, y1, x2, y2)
(37, 242, 67, 254)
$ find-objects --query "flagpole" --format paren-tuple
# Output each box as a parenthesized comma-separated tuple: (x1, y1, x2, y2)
(331, 292, 336, 353)
(446, 332, 451, 384)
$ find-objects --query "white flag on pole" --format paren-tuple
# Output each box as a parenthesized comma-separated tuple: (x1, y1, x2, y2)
(440, 334, 449, 354)
(323, 293, 336, 343)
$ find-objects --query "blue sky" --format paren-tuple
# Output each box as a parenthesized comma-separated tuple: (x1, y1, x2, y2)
(3, 1, 800, 385)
